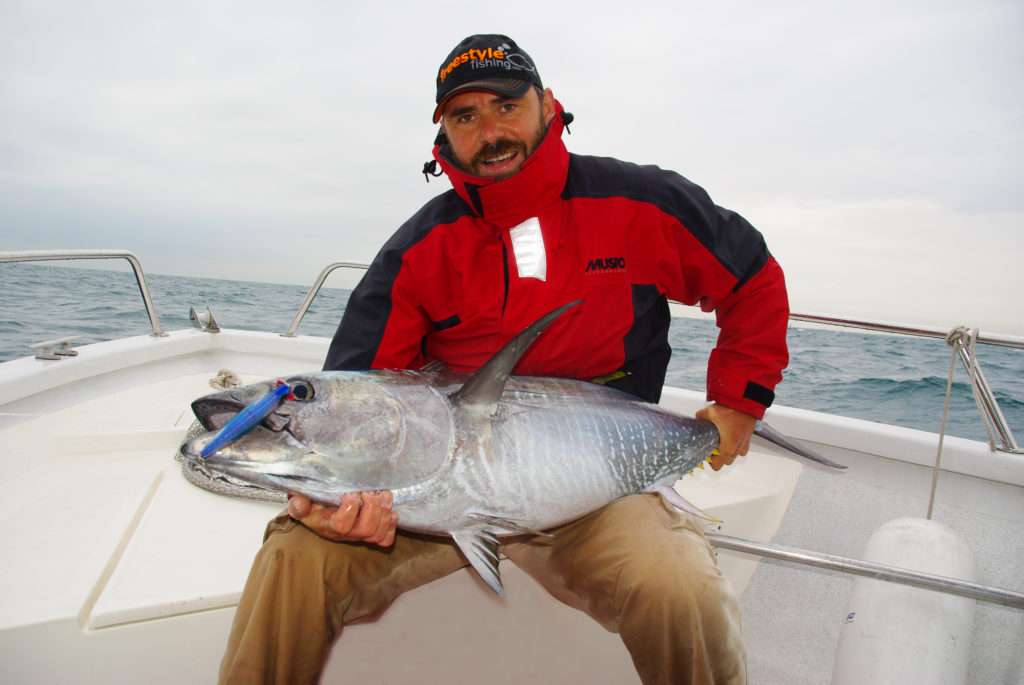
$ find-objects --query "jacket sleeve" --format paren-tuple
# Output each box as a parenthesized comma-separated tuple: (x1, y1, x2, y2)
(323, 243, 430, 372)
(652, 173, 790, 419)
(702, 255, 789, 418)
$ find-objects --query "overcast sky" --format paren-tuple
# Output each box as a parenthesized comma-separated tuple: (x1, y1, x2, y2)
(2, 1, 1021, 334)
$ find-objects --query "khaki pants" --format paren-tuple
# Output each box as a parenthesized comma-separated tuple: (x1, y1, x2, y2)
(220, 494, 745, 685)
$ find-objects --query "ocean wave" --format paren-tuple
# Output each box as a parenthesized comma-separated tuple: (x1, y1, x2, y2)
(846, 376, 1024, 408)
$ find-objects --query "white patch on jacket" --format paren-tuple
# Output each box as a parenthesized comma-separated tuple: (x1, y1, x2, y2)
(509, 217, 547, 281)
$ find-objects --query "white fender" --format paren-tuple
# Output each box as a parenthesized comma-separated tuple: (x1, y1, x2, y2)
(831, 517, 975, 685)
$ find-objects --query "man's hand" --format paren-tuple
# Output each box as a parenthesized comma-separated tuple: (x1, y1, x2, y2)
(287, 491, 398, 547)
(695, 403, 757, 471)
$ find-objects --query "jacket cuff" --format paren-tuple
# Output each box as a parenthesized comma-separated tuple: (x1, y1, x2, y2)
(707, 380, 775, 420)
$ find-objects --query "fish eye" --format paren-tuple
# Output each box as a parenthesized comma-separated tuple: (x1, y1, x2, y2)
(289, 380, 315, 401)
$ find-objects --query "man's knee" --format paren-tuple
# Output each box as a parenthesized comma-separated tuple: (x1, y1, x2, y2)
(616, 559, 735, 628)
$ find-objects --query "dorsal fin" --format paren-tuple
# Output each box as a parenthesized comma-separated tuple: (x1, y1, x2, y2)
(452, 300, 581, 413)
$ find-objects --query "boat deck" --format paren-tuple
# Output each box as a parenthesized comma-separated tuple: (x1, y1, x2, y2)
(0, 329, 1021, 683)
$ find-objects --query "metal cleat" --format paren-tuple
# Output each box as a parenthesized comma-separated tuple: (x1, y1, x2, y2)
(31, 336, 79, 360)
(189, 305, 221, 333)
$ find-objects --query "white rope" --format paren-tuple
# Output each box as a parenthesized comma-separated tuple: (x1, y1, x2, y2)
(209, 368, 242, 390)
(928, 327, 968, 520)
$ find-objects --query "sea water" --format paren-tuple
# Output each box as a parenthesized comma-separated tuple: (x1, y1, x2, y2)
(2, 262, 1021, 443)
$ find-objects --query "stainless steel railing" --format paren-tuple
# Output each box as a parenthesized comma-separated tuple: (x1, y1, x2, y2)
(0, 249, 166, 337)
(281, 261, 369, 338)
(954, 332, 1020, 453)
(790, 312, 1024, 350)
(789, 315, 1021, 453)
(707, 533, 1024, 609)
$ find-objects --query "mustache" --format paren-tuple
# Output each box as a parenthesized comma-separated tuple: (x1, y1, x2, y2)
(472, 139, 527, 166)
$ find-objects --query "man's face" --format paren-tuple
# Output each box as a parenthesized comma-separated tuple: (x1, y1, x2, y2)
(441, 87, 555, 179)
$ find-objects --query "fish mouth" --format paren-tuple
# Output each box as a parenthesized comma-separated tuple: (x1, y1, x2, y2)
(182, 391, 303, 470)
(202, 454, 320, 483)
(191, 397, 245, 432)
(178, 433, 328, 502)
(182, 436, 337, 503)
(180, 425, 312, 475)
(191, 393, 294, 433)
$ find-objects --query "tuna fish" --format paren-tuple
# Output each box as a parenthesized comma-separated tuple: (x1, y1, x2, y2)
(181, 301, 840, 594)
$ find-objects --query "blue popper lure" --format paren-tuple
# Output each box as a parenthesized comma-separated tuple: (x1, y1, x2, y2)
(201, 381, 291, 458)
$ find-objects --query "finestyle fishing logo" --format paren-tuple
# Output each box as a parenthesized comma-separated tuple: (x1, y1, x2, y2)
(438, 42, 536, 83)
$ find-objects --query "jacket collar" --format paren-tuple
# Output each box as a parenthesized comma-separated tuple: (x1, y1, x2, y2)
(433, 100, 570, 228)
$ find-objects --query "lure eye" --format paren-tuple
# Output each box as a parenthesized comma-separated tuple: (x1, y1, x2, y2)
(289, 380, 315, 401)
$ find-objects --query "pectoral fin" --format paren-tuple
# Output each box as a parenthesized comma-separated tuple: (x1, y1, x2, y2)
(646, 484, 721, 523)
(451, 528, 504, 596)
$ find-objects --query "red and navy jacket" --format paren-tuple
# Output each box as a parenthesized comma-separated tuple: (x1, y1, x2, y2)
(325, 101, 789, 419)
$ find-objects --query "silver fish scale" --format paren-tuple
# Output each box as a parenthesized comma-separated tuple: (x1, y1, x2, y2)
(394, 377, 717, 534)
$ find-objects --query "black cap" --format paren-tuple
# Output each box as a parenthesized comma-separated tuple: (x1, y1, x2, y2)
(433, 34, 543, 123)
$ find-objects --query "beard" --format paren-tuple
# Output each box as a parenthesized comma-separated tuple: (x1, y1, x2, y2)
(459, 108, 550, 179)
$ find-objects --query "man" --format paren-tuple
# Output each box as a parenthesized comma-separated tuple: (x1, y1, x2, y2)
(221, 34, 788, 685)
